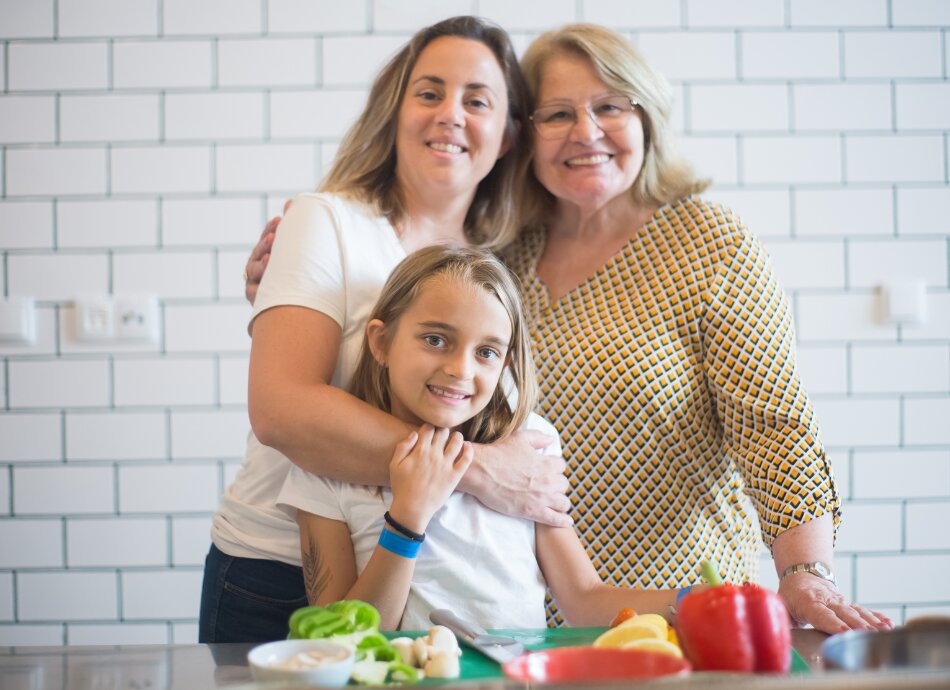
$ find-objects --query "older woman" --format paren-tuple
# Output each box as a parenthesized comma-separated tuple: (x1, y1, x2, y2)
(245, 23, 892, 634)
(504, 23, 889, 633)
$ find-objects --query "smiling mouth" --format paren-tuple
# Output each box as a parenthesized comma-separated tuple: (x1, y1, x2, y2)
(428, 142, 467, 154)
(565, 153, 611, 167)
(427, 384, 471, 400)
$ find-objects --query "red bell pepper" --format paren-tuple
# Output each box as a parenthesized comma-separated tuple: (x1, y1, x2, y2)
(676, 560, 791, 673)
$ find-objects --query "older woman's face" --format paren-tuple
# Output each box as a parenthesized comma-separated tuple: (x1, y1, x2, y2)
(395, 36, 511, 205)
(531, 52, 645, 214)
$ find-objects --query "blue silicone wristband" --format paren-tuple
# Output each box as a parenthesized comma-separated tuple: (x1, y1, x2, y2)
(378, 528, 422, 559)
(676, 585, 693, 607)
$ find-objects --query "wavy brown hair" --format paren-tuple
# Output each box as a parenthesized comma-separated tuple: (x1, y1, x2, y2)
(349, 246, 537, 444)
(517, 23, 710, 229)
(318, 16, 531, 250)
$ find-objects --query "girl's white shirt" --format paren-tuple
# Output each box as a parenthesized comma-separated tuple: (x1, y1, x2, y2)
(275, 411, 558, 631)
(211, 193, 406, 565)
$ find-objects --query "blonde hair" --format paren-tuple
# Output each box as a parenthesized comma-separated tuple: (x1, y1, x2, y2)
(318, 16, 531, 251)
(350, 246, 537, 444)
(518, 23, 710, 226)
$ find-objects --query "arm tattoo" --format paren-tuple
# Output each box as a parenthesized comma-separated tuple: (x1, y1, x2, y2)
(302, 531, 331, 604)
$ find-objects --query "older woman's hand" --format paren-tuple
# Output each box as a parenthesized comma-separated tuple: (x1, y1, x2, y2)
(244, 200, 291, 305)
(462, 429, 573, 527)
(244, 217, 277, 304)
(778, 572, 894, 634)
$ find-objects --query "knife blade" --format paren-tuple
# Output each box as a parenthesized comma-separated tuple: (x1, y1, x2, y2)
(429, 609, 524, 664)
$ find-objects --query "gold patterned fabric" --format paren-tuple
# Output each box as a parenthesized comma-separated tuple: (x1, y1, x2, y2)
(503, 197, 840, 618)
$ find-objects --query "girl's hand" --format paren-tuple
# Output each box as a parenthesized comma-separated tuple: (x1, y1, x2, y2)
(388, 425, 473, 534)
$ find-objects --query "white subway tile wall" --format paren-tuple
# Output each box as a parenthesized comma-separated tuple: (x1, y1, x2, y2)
(0, 0, 947, 645)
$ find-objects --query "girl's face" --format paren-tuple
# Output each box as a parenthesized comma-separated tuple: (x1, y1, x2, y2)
(367, 277, 511, 431)
(395, 36, 511, 204)
(531, 52, 646, 214)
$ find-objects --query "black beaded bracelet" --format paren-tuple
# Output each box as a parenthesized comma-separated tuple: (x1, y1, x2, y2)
(384, 511, 425, 542)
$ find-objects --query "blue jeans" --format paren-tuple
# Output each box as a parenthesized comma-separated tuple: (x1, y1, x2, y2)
(199, 544, 308, 643)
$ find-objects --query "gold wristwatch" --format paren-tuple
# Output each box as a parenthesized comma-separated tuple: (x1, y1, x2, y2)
(780, 561, 836, 586)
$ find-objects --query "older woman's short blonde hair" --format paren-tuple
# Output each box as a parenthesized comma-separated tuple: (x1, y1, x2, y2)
(518, 23, 709, 225)
(319, 16, 531, 250)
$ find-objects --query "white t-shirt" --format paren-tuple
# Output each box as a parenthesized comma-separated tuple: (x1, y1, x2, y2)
(276, 413, 558, 631)
(211, 193, 406, 564)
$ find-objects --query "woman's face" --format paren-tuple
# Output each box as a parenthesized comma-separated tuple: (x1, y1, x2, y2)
(395, 36, 511, 204)
(531, 52, 646, 214)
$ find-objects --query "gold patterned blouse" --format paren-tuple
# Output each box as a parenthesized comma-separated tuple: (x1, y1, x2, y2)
(502, 196, 840, 595)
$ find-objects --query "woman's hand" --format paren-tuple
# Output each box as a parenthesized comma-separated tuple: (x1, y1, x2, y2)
(778, 572, 894, 634)
(244, 217, 276, 304)
(388, 425, 473, 534)
(244, 199, 290, 304)
(462, 429, 572, 527)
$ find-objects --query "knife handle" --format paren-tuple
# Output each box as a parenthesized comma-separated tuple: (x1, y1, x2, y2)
(429, 608, 485, 642)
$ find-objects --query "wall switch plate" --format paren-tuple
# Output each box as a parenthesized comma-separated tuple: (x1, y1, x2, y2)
(74, 294, 160, 342)
(0, 297, 37, 344)
(881, 279, 927, 325)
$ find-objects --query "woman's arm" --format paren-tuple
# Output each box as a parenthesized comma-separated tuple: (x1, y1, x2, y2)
(245, 206, 571, 524)
(703, 226, 890, 633)
(249, 304, 411, 484)
(772, 515, 891, 632)
(535, 524, 678, 626)
(249, 304, 570, 517)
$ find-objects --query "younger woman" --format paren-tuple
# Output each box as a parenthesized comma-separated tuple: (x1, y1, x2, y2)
(277, 246, 689, 630)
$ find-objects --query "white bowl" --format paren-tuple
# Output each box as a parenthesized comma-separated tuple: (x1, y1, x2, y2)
(248, 639, 355, 687)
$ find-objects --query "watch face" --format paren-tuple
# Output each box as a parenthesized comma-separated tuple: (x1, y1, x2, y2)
(812, 562, 836, 583)
(783, 562, 836, 584)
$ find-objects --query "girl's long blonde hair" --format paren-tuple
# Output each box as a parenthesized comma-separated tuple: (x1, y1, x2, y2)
(350, 246, 537, 444)
(318, 16, 531, 251)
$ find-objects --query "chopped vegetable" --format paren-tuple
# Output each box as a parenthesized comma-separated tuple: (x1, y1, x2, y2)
(609, 607, 637, 628)
(676, 560, 792, 673)
(287, 601, 418, 685)
(285, 602, 464, 683)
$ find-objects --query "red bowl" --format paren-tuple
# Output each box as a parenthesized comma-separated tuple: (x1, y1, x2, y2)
(502, 647, 691, 683)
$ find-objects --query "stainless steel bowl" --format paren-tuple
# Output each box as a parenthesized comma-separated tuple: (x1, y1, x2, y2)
(821, 626, 950, 671)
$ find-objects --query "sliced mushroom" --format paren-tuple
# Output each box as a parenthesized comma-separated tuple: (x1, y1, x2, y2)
(426, 625, 461, 655)
(389, 637, 417, 667)
(424, 649, 461, 679)
(412, 636, 429, 666)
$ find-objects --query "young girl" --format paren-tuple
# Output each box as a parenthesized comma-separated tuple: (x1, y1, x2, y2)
(277, 246, 687, 631)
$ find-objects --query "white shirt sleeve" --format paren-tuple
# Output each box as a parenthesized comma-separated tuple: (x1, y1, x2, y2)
(250, 193, 348, 330)
(276, 464, 346, 522)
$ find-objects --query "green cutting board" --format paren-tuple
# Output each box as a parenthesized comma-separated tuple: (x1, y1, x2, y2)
(386, 627, 810, 684)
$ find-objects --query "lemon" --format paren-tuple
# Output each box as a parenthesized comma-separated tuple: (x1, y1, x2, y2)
(620, 637, 684, 659)
(615, 613, 668, 639)
(667, 627, 679, 646)
(593, 621, 664, 648)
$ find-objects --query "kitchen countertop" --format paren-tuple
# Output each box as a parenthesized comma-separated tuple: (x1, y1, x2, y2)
(1, 630, 948, 689)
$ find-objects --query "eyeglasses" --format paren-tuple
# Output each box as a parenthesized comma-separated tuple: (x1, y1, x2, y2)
(530, 96, 639, 140)
(531, 96, 639, 139)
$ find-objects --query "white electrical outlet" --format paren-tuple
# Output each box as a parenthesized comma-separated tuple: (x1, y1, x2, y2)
(114, 295, 160, 341)
(74, 295, 160, 343)
(75, 295, 116, 341)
